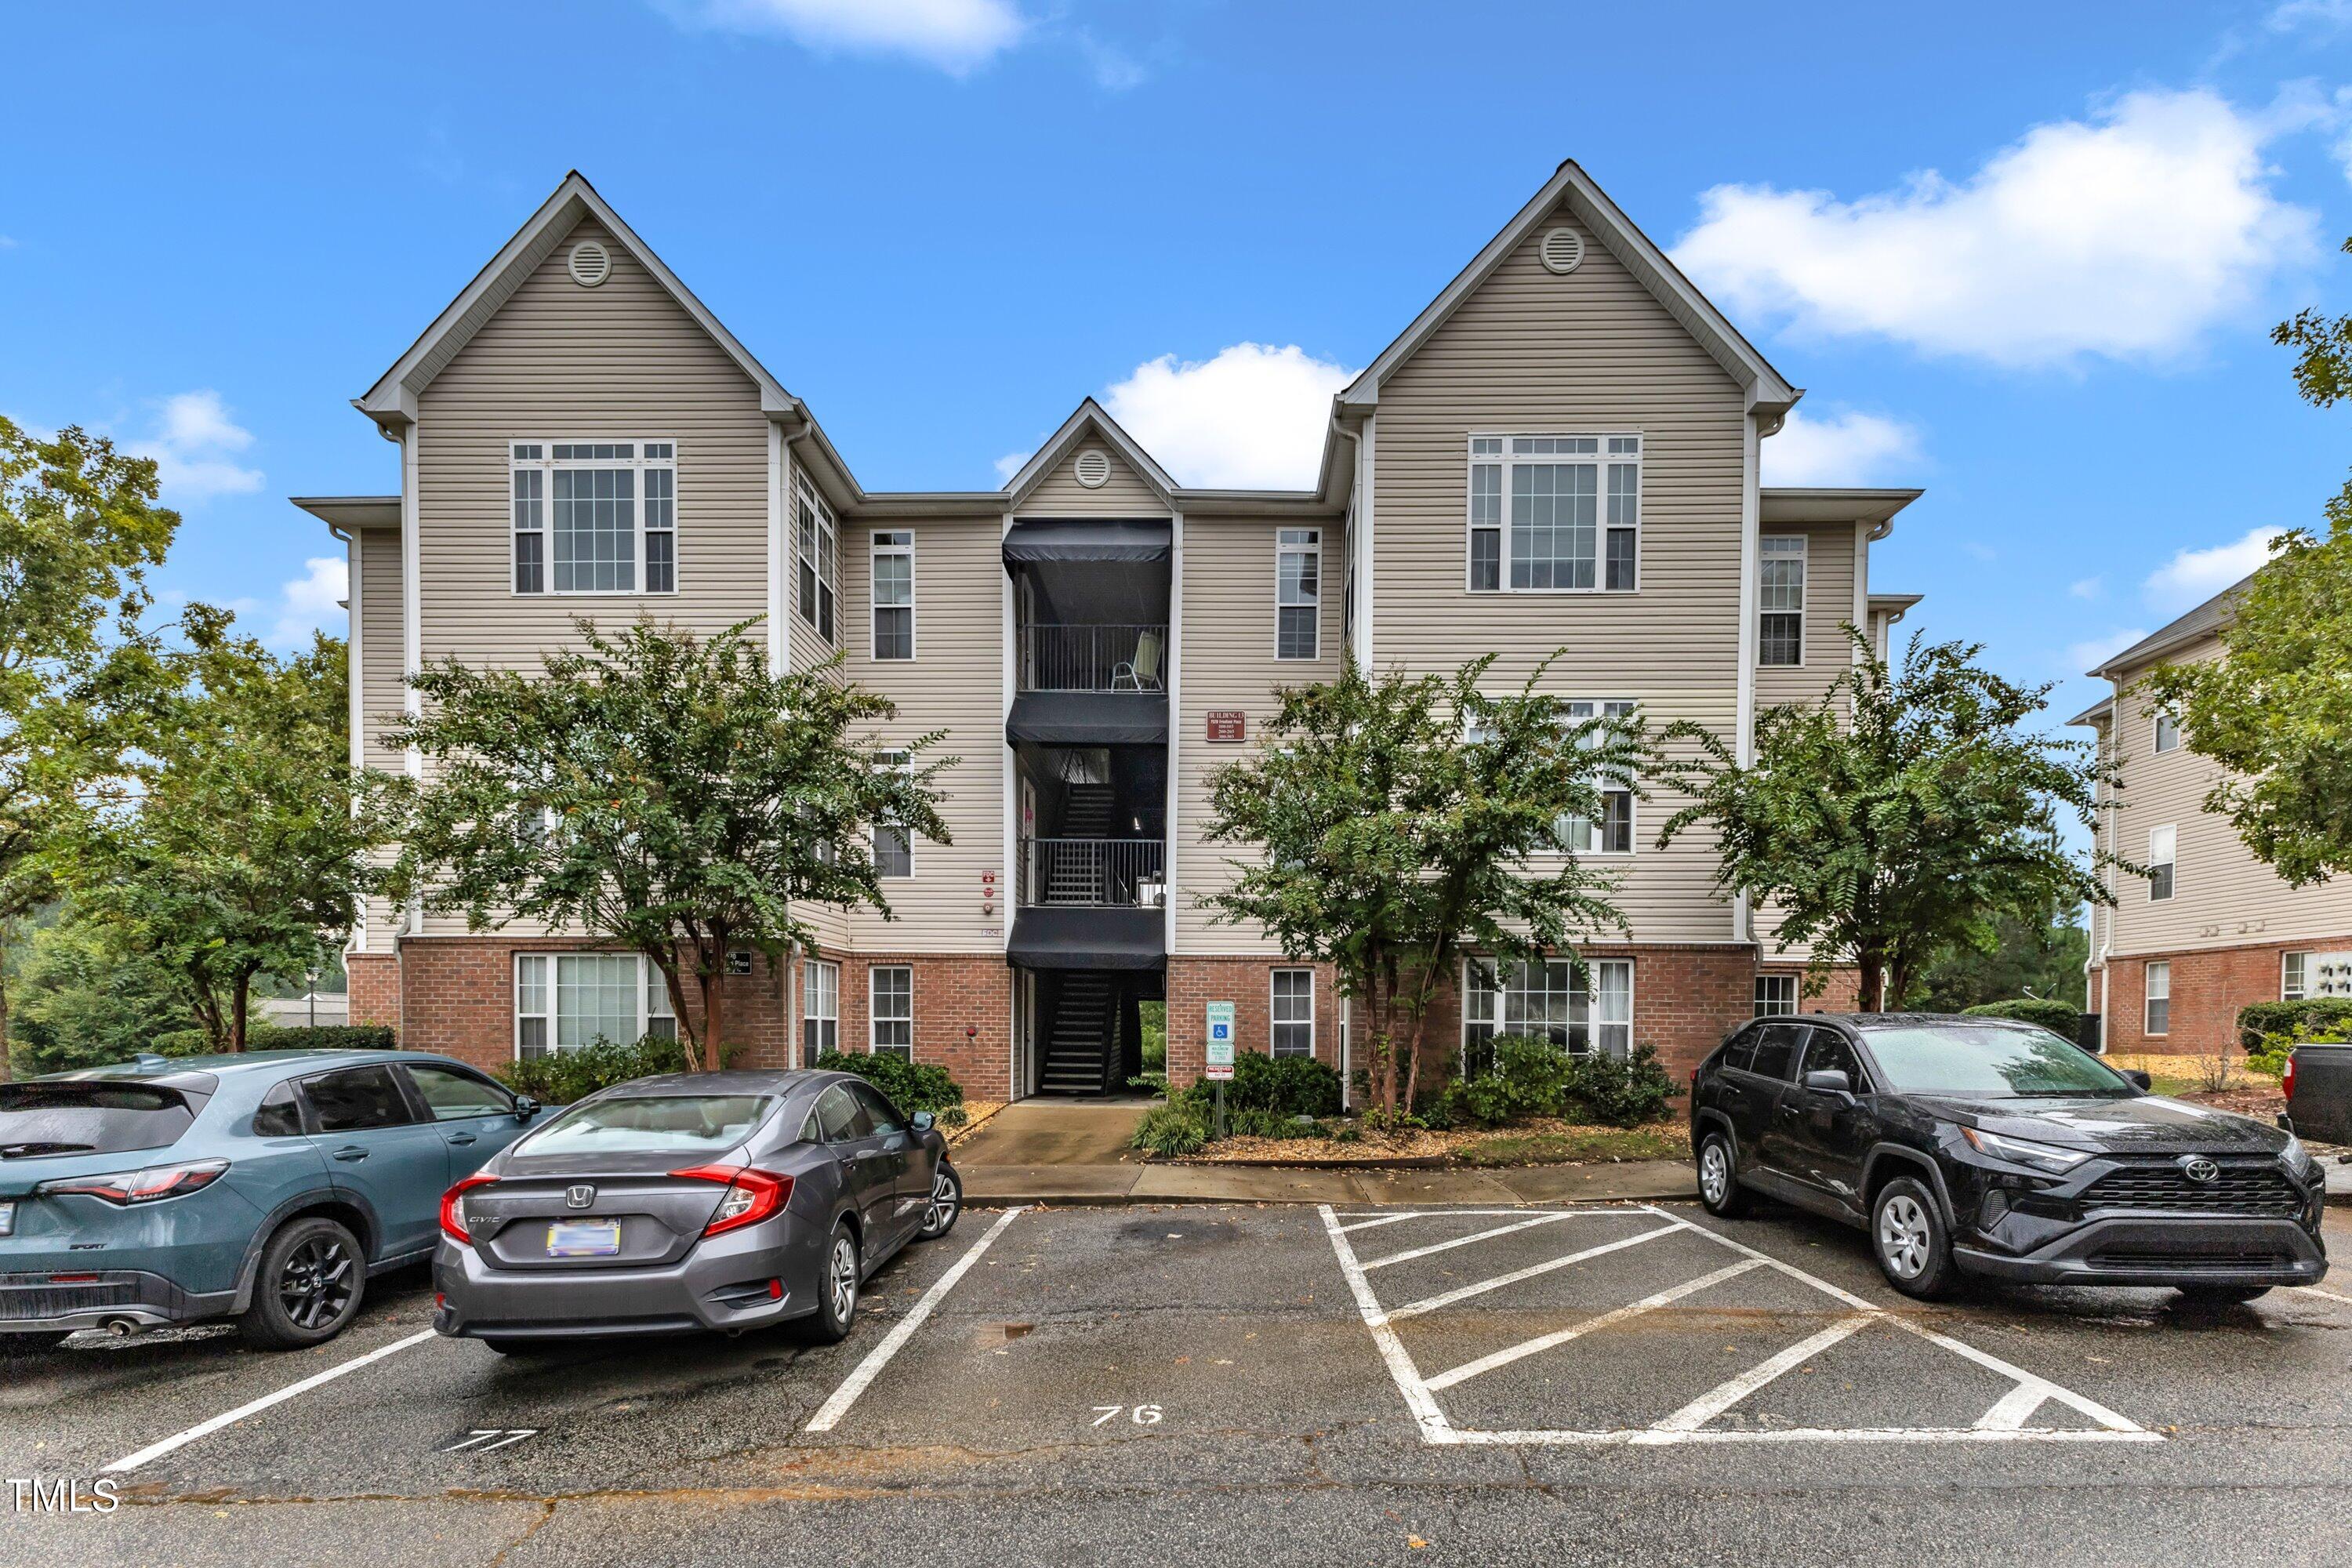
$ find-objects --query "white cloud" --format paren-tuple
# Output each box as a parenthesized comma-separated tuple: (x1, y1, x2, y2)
(669, 0, 1025, 73)
(1074, 30, 1145, 89)
(2270, 0, 2352, 29)
(993, 449, 1031, 484)
(138, 390, 263, 503)
(2067, 627, 2151, 673)
(267, 557, 348, 649)
(1673, 89, 2320, 368)
(2143, 524, 2286, 612)
(1759, 407, 1921, 485)
(2068, 576, 2103, 600)
(1100, 343, 1355, 490)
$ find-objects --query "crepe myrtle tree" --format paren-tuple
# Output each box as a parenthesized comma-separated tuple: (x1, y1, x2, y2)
(1655, 628, 2122, 1012)
(1199, 654, 1639, 1116)
(384, 619, 951, 1072)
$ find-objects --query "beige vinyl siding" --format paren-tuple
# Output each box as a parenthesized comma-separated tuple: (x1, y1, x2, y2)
(1174, 514, 1345, 953)
(2103, 641, 2352, 956)
(357, 526, 407, 773)
(1755, 521, 1860, 711)
(1367, 204, 1743, 944)
(1020, 445, 1167, 517)
(785, 445, 840, 677)
(834, 514, 1006, 953)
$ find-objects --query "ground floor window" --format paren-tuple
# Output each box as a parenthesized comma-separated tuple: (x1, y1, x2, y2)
(514, 953, 675, 1058)
(870, 965, 913, 1059)
(1753, 974, 1798, 1018)
(2283, 952, 2310, 1002)
(2144, 960, 2170, 1036)
(1271, 968, 1315, 1058)
(803, 958, 839, 1058)
(1462, 956, 1633, 1073)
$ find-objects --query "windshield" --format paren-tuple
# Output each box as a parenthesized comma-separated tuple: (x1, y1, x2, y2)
(0, 1083, 199, 1158)
(1860, 1024, 2133, 1098)
(520, 1094, 774, 1156)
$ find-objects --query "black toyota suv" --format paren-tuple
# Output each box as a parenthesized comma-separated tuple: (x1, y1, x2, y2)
(1690, 1013, 2328, 1300)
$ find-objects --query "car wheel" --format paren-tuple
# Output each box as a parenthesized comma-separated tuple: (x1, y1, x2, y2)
(240, 1217, 366, 1348)
(1696, 1131, 1751, 1218)
(803, 1221, 860, 1345)
(1871, 1176, 1958, 1300)
(2178, 1284, 2271, 1305)
(916, 1164, 963, 1241)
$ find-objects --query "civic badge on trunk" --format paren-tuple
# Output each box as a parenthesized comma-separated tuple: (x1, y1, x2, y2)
(2179, 1156, 2220, 1185)
(565, 1184, 597, 1209)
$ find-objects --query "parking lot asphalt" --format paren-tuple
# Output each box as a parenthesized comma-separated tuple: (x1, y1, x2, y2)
(6, 1200, 2352, 1568)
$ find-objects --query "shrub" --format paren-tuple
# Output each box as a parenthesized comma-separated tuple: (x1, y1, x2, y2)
(1564, 1042, 1679, 1128)
(2238, 998, 2352, 1053)
(495, 1034, 691, 1102)
(1129, 1103, 1207, 1156)
(1438, 1036, 1679, 1130)
(814, 1051, 967, 1123)
(1961, 998, 2082, 1038)
(1176, 1050, 1341, 1121)
(245, 1024, 400, 1053)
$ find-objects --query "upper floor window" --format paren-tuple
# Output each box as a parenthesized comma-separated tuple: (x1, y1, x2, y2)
(1560, 699, 1635, 855)
(794, 474, 837, 644)
(510, 441, 675, 596)
(1467, 435, 1639, 593)
(1276, 528, 1320, 659)
(871, 530, 914, 660)
(2147, 824, 2176, 902)
(1759, 535, 1806, 666)
(872, 748, 913, 877)
(2152, 710, 2180, 754)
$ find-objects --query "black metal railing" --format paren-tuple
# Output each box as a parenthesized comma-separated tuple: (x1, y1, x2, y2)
(1018, 837, 1166, 907)
(1018, 623, 1167, 693)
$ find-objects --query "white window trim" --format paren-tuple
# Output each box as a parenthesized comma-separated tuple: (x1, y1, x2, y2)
(1274, 528, 1321, 661)
(1758, 534, 1806, 667)
(869, 964, 913, 1058)
(1463, 433, 1642, 595)
(2283, 951, 2310, 1002)
(802, 958, 840, 1058)
(1459, 955, 1635, 1058)
(1483, 698, 1638, 859)
(2152, 709, 2180, 755)
(2144, 960, 2171, 1036)
(1753, 973, 1798, 1018)
(870, 528, 916, 661)
(872, 748, 916, 878)
(509, 439, 679, 598)
(2148, 824, 2177, 902)
(1270, 967, 1316, 1058)
(512, 951, 677, 1059)
(794, 471, 839, 645)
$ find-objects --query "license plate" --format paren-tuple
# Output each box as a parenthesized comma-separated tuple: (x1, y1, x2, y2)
(545, 1219, 619, 1258)
(0, 1201, 13, 1238)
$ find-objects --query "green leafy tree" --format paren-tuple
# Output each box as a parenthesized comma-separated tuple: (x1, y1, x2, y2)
(6, 905, 201, 1076)
(385, 620, 952, 1072)
(0, 418, 180, 1079)
(1907, 906, 2091, 1013)
(60, 624, 384, 1051)
(1656, 630, 2118, 1011)
(1199, 655, 1638, 1115)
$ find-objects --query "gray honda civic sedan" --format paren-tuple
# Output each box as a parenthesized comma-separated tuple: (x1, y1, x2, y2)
(431, 1069, 961, 1352)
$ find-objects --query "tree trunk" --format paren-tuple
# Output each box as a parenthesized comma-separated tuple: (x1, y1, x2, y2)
(1856, 952, 1886, 1014)
(702, 967, 726, 1071)
(0, 964, 13, 1085)
(230, 974, 251, 1051)
(655, 956, 702, 1071)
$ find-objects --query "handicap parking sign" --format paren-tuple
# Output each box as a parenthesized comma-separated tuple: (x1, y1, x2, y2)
(1205, 1001, 1236, 1080)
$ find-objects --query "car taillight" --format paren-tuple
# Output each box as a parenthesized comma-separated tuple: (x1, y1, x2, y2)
(441, 1174, 500, 1245)
(671, 1165, 793, 1237)
(2284, 1054, 2298, 1101)
(35, 1160, 229, 1206)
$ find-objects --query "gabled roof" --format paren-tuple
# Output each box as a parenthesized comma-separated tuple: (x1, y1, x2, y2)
(1000, 399, 1178, 510)
(2089, 572, 2254, 678)
(1338, 160, 1802, 417)
(2067, 696, 2115, 728)
(356, 172, 794, 426)
(1760, 488, 1921, 535)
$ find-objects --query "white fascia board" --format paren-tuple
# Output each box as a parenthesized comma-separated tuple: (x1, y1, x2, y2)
(1000, 399, 1179, 509)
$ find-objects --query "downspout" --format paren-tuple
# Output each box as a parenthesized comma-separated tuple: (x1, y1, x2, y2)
(1327, 408, 1363, 1112)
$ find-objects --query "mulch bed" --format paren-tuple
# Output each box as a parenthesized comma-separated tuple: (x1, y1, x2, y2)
(1174, 1116, 1691, 1168)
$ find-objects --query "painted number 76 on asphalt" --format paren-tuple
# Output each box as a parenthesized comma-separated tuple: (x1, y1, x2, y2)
(1091, 1404, 1163, 1426)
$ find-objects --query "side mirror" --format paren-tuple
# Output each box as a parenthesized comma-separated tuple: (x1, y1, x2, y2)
(2124, 1070, 2152, 1092)
(1802, 1069, 1853, 1098)
(910, 1110, 935, 1133)
(514, 1095, 541, 1123)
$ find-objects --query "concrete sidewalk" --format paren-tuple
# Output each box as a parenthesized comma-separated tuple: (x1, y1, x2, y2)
(960, 1157, 1697, 1208)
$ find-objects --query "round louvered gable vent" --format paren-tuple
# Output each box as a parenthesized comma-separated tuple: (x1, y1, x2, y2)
(568, 239, 612, 287)
(1073, 449, 1112, 488)
(1539, 227, 1585, 274)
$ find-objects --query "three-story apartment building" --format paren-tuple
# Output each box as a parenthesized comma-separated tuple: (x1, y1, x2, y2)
(303, 163, 1922, 1101)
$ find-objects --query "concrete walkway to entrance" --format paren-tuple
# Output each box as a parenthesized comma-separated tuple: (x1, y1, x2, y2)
(953, 1099, 1151, 1167)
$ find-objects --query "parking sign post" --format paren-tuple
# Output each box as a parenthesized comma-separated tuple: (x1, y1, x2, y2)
(1205, 1001, 1236, 1139)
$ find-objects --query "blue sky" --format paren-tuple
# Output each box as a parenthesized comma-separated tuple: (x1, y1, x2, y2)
(8, 1, 2352, 734)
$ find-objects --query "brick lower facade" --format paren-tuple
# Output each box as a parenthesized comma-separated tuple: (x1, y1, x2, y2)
(824, 949, 1014, 1102)
(1165, 957, 1342, 1089)
(2096, 936, 2346, 1056)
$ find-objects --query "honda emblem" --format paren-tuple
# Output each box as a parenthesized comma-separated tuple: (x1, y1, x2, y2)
(564, 1184, 597, 1209)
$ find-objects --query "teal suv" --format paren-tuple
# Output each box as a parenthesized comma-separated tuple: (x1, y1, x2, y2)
(0, 1050, 540, 1348)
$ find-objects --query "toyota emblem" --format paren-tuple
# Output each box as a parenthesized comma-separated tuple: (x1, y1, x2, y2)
(2180, 1156, 2220, 1185)
(564, 1184, 597, 1209)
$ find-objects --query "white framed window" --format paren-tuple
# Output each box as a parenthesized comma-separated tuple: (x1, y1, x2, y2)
(794, 472, 838, 644)
(2145, 960, 2170, 1036)
(514, 953, 676, 1058)
(2153, 710, 2180, 754)
(870, 530, 914, 660)
(2284, 952, 2310, 1002)
(1271, 969, 1315, 1058)
(869, 965, 913, 1059)
(1759, 535, 1806, 666)
(2148, 824, 2176, 902)
(803, 959, 840, 1058)
(1559, 699, 1636, 855)
(1462, 956, 1633, 1069)
(1276, 528, 1319, 659)
(510, 441, 675, 596)
(1754, 974, 1798, 1018)
(871, 748, 913, 877)
(1466, 434, 1639, 593)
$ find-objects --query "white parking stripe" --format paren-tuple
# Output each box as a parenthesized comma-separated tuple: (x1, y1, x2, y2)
(1319, 1205, 1456, 1445)
(104, 1327, 439, 1474)
(1333, 1213, 1429, 1235)
(1425, 1259, 1762, 1392)
(1975, 1381, 2051, 1430)
(1360, 1211, 1581, 1270)
(804, 1206, 1024, 1435)
(1385, 1221, 1686, 1321)
(1632, 1316, 1875, 1441)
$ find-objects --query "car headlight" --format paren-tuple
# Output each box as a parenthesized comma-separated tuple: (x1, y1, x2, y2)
(1958, 1127, 2092, 1174)
(2281, 1134, 2315, 1177)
